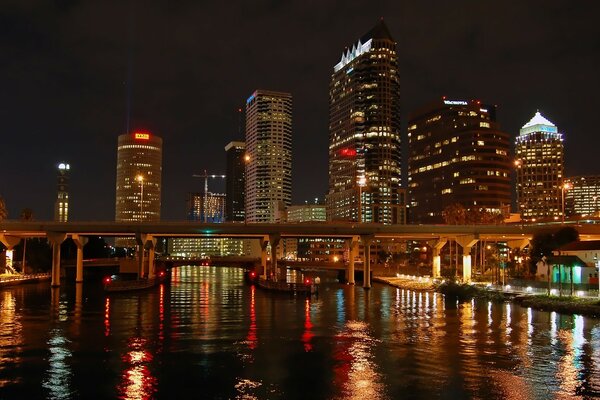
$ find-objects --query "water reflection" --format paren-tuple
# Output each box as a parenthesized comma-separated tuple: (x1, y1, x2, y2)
(333, 320, 384, 400)
(0, 291, 23, 386)
(118, 337, 157, 400)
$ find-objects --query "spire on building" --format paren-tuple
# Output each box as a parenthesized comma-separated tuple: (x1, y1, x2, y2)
(522, 111, 556, 129)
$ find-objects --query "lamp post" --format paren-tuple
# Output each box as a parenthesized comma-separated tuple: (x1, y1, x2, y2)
(357, 175, 366, 223)
(561, 181, 572, 224)
(136, 175, 144, 221)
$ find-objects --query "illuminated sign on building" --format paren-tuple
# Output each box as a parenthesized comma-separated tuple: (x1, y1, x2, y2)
(134, 133, 150, 140)
(443, 100, 468, 106)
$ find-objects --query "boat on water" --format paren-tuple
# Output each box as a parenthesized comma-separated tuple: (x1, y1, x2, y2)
(256, 277, 317, 295)
(103, 271, 168, 292)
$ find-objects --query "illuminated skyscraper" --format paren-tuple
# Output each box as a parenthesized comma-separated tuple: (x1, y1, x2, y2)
(115, 132, 162, 225)
(225, 141, 246, 222)
(245, 90, 292, 223)
(54, 162, 70, 222)
(407, 98, 511, 223)
(565, 176, 600, 217)
(327, 20, 403, 224)
(515, 112, 564, 221)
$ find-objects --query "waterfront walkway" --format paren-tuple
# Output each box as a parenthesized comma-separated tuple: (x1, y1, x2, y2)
(0, 273, 51, 287)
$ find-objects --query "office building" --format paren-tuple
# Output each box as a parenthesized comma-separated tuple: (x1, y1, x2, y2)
(54, 162, 70, 222)
(225, 141, 246, 222)
(407, 98, 511, 223)
(115, 132, 162, 246)
(515, 112, 564, 221)
(327, 20, 403, 224)
(245, 90, 292, 223)
(565, 176, 600, 218)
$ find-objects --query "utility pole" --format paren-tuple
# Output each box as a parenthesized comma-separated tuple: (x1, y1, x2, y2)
(192, 170, 226, 222)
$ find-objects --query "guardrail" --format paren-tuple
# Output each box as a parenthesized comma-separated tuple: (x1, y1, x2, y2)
(0, 273, 51, 284)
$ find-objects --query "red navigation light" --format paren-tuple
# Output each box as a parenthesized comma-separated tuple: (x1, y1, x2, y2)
(339, 148, 357, 157)
(159, 271, 165, 277)
(305, 278, 311, 285)
(104, 277, 111, 284)
(250, 271, 256, 278)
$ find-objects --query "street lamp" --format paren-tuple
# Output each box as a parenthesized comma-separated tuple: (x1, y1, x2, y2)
(561, 181, 572, 224)
(357, 175, 366, 223)
(136, 175, 144, 221)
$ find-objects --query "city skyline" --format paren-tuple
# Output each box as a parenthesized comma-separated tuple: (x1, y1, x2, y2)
(1, 2, 598, 220)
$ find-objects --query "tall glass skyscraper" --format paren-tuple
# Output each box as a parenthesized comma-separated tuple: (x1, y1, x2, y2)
(245, 90, 292, 223)
(115, 132, 162, 223)
(326, 20, 403, 224)
(225, 141, 246, 222)
(515, 112, 564, 221)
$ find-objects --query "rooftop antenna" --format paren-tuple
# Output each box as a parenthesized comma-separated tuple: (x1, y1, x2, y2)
(192, 170, 226, 222)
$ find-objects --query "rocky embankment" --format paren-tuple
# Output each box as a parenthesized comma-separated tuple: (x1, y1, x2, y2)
(373, 276, 435, 291)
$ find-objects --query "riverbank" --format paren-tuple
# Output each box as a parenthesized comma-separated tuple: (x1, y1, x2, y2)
(374, 276, 600, 317)
(0, 273, 51, 287)
(373, 276, 435, 291)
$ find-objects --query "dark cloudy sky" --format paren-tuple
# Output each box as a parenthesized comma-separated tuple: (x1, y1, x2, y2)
(1, 1, 598, 221)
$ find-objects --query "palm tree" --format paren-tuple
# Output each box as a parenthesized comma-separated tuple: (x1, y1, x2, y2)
(0, 196, 7, 221)
(20, 208, 33, 274)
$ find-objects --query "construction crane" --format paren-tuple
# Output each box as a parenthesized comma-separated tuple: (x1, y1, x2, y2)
(192, 170, 226, 222)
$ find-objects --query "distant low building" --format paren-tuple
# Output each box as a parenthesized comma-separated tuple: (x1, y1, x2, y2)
(535, 241, 600, 285)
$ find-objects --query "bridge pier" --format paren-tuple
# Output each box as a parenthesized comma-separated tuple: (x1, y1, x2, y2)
(71, 235, 88, 283)
(48, 232, 67, 287)
(455, 235, 478, 283)
(0, 234, 21, 274)
(260, 237, 269, 279)
(269, 234, 281, 281)
(429, 237, 447, 279)
(361, 235, 373, 289)
(346, 237, 359, 285)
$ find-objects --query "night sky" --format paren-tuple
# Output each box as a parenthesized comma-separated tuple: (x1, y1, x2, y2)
(1, 1, 598, 221)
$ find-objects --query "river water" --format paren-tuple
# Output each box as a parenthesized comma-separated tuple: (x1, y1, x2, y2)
(0, 265, 599, 399)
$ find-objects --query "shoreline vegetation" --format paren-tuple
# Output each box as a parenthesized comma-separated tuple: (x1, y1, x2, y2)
(375, 276, 600, 318)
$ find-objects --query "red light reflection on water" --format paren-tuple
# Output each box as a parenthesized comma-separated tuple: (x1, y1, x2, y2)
(104, 297, 110, 337)
(302, 299, 313, 352)
(118, 337, 157, 400)
(158, 284, 165, 342)
(246, 285, 257, 349)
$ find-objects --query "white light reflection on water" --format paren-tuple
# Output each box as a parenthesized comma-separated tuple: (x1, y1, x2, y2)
(333, 320, 384, 400)
(42, 329, 73, 400)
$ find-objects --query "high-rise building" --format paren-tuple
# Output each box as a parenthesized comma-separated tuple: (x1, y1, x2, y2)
(515, 112, 564, 221)
(225, 141, 246, 222)
(170, 191, 245, 257)
(565, 176, 600, 218)
(407, 98, 511, 223)
(245, 90, 292, 223)
(187, 192, 226, 223)
(54, 162, 70, 222)
(326, 20, 403, 225)
(115, 132, 162, 235)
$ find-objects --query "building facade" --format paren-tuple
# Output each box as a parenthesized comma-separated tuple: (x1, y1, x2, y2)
(565, 176, 600, 218)
(225, 141, 246, 222)
(245, 90, 292, 223)
(407, 98, 511, 224)
(326, 20, 403, 224)
(187, 192, 226, 223)
(515, 112, 564, 221)
(54, 162, 70, 222)
(115, 132, 162, 246)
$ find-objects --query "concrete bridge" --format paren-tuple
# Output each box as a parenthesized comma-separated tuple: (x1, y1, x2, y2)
(1, 220, 598, 288)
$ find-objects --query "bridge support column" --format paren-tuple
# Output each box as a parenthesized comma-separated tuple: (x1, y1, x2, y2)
(143, 235, 157, 279)
(361, 235, 373, 289)
(455, 235, 478, 283)
(269, 234, 281, 282)
(428, 238, 447, 279)
(71, 235, 88, 283)
(346, 237, 359, 285)
(260, 237, 269, 279)
(48, 232, 67, 287)
(0, 235, 21, 274)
